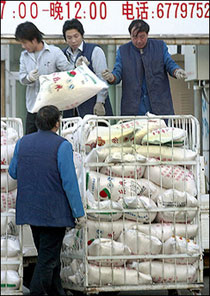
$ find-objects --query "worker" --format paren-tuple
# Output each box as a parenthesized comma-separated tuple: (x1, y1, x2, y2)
(102, 19, 187, 116)
(62, 18, 113, 118)
(9, 105, 85, 296)
(15, 21, 72, 134)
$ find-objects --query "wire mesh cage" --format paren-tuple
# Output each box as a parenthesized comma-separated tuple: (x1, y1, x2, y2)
(1, 118, 24, 295)
(60, 114, 203, 295)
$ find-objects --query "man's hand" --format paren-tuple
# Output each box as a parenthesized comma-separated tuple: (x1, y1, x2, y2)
(93, 102, 105, 116)
(75, 216, 86, 229)
(174, 68, 187, 80)
(101, 69, 115, 83)
(75, 56, 90, 67)
(27, 69, 39, 82)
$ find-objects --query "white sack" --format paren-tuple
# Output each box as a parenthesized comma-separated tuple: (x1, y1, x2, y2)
(144, 159, 197, 196)
(136, 145, 197, 161)
(163, 236, 200, 264)
(87, 171, 161, 202)
(85, 126, 133, 153)
(118, 229, 162, 255)
(86, 264, 152, 285)
(1, 209, 19, 236)
(88, 238, 131, 266)
(1, 257, 20, 271)
(85, 146, 135, 168)
(1, 120, 7, 128)
(87, 219, 136, 241)
(1, 235, 21, 257)
(134, 223, 198, 242)
(100, 152, 146, 179)
(31, 63, 108, 113)
(1, 144, 15, 165)
(86, 190, 123, 221)
(73, 152, 82, 179)
(1, 270, 20, 290)
(113, 114, 166, 144)
(142, 127, 187, 146)
(156, 189, 198, 223)
(132, 261, 197, 283)
(1, 127, 18, 145)
(1, 189, 17, 212)
(1, 171, 17, 192)
(119, 195, 157, 223)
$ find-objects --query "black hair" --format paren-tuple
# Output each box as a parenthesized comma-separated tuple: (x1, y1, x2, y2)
(128, 19, 150, 36)
(36, 105, 60, 131)
(15, 21, 44, 42)
(62, 19, 85, 40)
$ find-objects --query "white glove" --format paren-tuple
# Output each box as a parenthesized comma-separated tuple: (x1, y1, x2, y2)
(93, 102, 105, 116)
(75, 56, 90, 67)
(27, 69, 39, 82)
(174, 68, 187, 80)
(101, 69, 115, 83)
(75, 216, 86, 229)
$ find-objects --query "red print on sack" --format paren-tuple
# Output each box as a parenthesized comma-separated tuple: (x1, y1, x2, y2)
(55, 85, 63, 91)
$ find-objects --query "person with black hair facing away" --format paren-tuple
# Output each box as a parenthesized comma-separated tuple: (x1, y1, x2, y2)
(15, 21, 71, 134)
(9, 105, 85, 296)
(62, 18, 113, 118)
(102, 19, 187, 117)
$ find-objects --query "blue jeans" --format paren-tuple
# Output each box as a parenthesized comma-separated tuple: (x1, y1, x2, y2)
(30, 226, 66, 296)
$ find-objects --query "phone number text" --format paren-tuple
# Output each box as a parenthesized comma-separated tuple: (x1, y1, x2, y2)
(1, 1, 209, 20)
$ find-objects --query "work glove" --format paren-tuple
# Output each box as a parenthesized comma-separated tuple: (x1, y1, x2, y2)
(174, 68, 187, 80)
(27, 69, 39, 82)
(101, 69, 115, 83)
(75, 216, 86, 229)
(93, 102, 105, 116)
(75, 56, 90, 67)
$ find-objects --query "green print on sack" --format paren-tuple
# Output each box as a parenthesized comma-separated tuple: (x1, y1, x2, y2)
(99, 188, 111, 199)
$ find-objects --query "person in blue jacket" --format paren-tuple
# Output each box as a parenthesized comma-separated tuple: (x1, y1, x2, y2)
(102, 19, 187, 116)
(62, 18, 113, 118)
(9, 105, 85, 296)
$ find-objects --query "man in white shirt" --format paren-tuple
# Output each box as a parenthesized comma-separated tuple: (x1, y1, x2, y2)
(15, 21, 72, 134)
(62, 18, 113, 118)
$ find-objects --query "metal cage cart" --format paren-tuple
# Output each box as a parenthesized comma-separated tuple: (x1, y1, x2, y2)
(1, 118, 24, 295)
(60, 114, 204, 296)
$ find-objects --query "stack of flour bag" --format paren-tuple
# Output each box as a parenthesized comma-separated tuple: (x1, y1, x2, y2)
(1, 120, 22, 291)
(60, 113, 200, 286)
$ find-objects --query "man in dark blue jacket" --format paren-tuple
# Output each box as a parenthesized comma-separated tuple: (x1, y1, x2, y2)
(102, 19, 187, 116)
(62, 18, 113, 118)
(9, 105, 85, 296)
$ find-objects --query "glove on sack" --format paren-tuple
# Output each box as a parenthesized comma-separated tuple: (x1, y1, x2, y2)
(102, 69, 115, 83)
(76, 56, 90, 67)
(174, 69, 187, 80)
(75, 216, 86, 229)
(93, 102, 105, 116)
(27, 69, 39, 82)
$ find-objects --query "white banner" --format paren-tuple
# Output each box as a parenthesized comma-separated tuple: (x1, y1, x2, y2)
(1, 1, 209, 36)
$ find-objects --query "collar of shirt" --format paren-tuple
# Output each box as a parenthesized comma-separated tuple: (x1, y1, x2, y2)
(66, 41, 84, 63)
(23, 41, 50, 60)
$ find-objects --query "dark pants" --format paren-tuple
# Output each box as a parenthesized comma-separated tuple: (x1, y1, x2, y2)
(30, 225, 66, 296)
(26, 112, 38, 135)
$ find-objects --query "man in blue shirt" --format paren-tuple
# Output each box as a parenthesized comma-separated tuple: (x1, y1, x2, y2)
(102, 19, 187, 116)
(9, 105, 85, 296)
